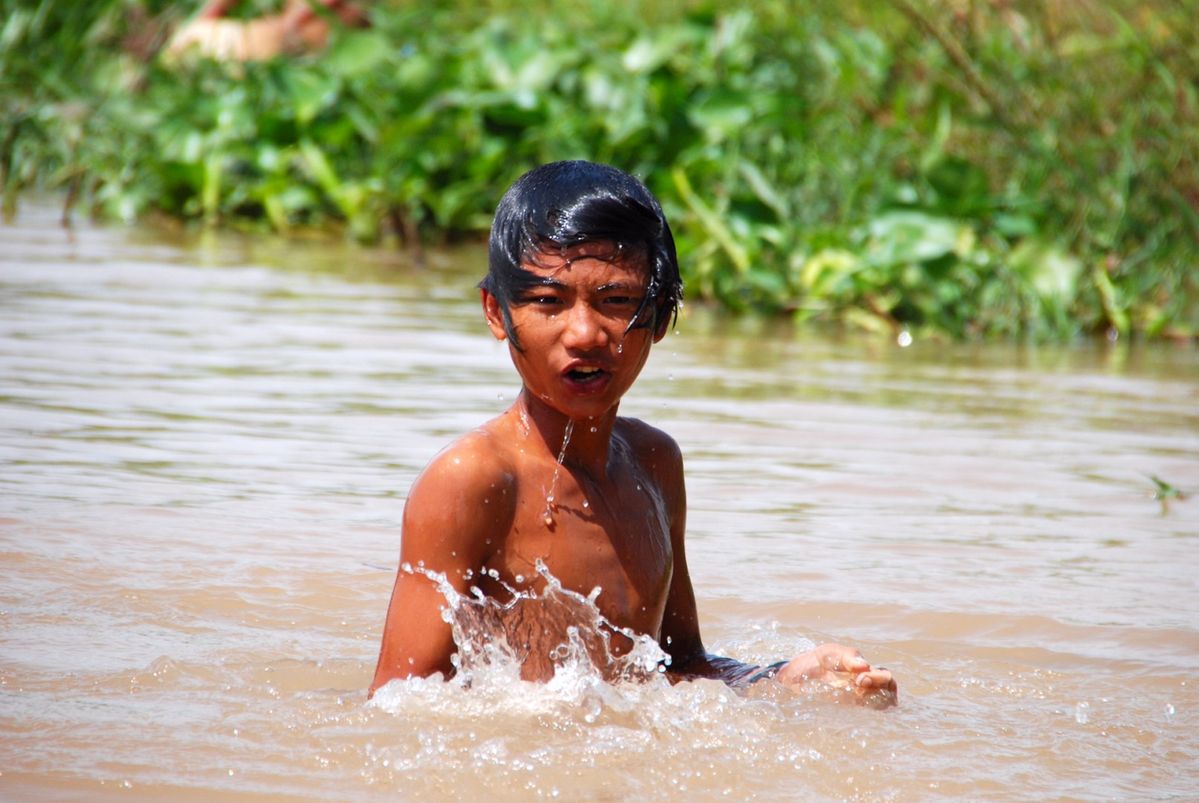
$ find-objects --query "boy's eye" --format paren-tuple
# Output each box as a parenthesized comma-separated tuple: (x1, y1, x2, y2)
(603, 295, 642, 308)
(518, 294, 562, 307)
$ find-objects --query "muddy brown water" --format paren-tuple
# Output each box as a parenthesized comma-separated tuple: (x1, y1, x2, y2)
(2, 206, 1197, 800)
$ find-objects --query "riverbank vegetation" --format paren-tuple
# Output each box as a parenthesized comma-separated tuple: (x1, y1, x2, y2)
(3, 0, 1196, 340)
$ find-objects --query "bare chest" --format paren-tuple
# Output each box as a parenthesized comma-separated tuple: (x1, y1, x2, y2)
(485, 459, 673, 637)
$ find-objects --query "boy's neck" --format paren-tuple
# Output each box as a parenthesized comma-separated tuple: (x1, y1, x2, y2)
(515, 389, 618, 478)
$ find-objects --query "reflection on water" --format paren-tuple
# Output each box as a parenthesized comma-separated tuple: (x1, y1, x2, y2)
(2, 205, 1198, 800)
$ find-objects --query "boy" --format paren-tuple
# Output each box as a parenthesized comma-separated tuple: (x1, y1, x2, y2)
(370, 161, 896, 704)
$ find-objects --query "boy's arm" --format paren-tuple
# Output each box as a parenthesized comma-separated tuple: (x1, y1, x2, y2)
(655, 435, 897, 703)
(655, 454, 760, 685)
(644, 430, 754, 683)
(369, 436, 515, 696)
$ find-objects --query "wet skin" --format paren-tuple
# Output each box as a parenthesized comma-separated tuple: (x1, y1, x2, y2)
(370, 243, 897, 704)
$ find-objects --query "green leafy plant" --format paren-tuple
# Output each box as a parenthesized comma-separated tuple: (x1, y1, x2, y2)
(2, 0, 1196, 340)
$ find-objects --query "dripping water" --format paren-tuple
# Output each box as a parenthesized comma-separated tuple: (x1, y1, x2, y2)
(542, 419, 574, 526)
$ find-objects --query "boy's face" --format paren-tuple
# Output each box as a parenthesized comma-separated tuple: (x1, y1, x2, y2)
(482, 241, 668, 421)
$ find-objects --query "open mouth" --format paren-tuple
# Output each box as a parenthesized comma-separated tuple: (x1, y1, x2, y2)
(563, 365, 609, 389)
(566, 366, 605, 381)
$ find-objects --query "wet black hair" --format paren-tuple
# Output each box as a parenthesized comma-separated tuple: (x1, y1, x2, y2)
(480, 160, 683, 349)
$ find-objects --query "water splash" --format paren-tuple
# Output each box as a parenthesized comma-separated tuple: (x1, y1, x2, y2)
(373, 561, 672, 724)
(364, 562, 837, 801)
(449, 559, 665, 686)
(366, 564, 797, 796)
(542, 420, 574, 527)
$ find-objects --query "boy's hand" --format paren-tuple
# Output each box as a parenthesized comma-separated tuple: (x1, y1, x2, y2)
(775, 643, 898, 708)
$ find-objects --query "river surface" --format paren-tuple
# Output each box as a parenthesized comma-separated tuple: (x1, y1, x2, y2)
(2, 205, 1197, 801)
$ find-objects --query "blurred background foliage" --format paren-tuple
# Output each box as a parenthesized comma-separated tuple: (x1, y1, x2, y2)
(2, 0, 1196, 340)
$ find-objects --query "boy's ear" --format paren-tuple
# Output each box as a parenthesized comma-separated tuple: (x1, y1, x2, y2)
(652, 311, 671, 343)
(481, 289, 508, 341)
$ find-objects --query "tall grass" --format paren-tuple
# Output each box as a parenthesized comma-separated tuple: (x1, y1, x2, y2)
(2, 0, 1196, 339)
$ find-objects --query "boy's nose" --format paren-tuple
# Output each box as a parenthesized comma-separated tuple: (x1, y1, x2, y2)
(561, 304, 609, 350)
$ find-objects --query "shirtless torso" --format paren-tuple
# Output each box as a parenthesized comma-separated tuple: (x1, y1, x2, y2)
(371, 396, 691, 687)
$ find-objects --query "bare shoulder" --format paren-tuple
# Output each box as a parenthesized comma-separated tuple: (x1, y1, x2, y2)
(408, 425, 517, 514)
(401, 424, 518, 570)
(614, 416, 684, 484)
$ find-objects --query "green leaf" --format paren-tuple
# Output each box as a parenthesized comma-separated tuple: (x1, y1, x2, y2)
(737, 160, 789, 221)
(863, 212, 962, 267)
(1091, 262, 1130, 334)
(1009, 240, 1083, 305)
(672, 166, 750, 275)
(323, 31, 391, 78)
(298, 139, 342, 200)
(688, 90, 754, 143)
(798, 249, 859, 296)
(287, 70, 339, 126)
